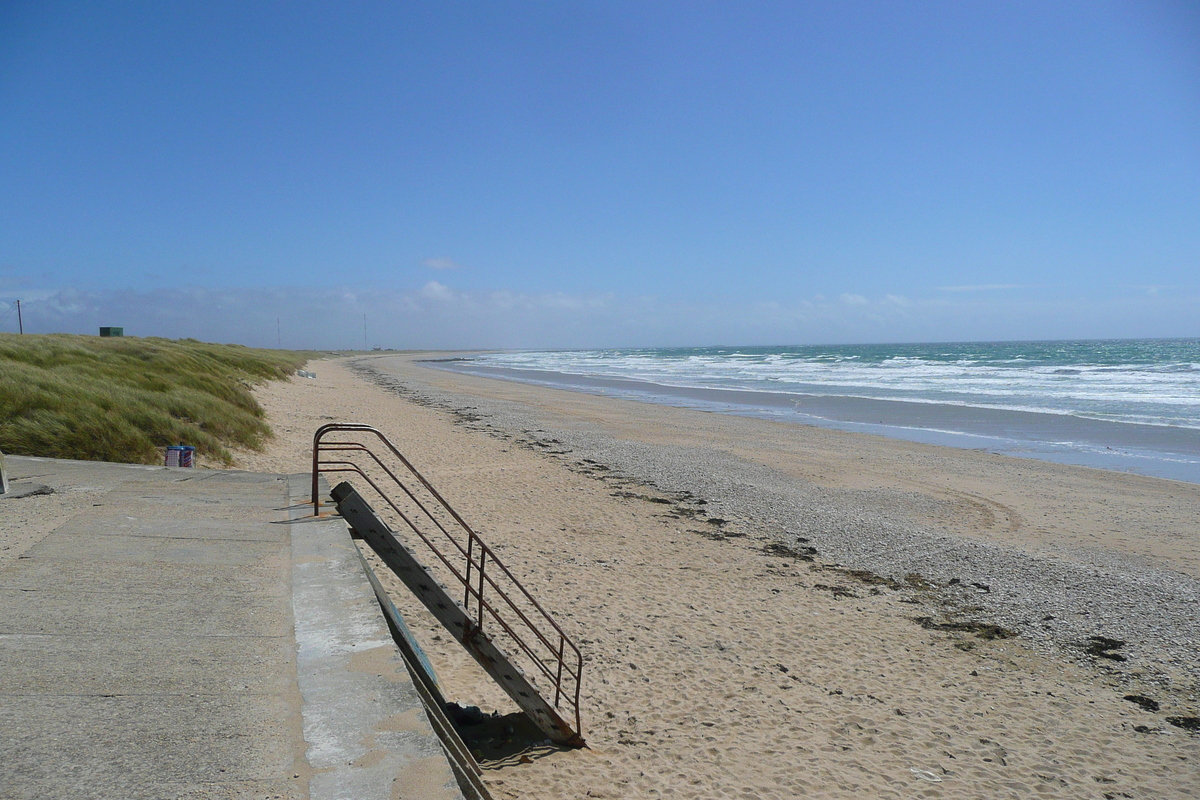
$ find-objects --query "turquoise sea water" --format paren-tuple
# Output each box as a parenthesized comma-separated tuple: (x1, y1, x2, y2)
(435, 339, 1200, 483)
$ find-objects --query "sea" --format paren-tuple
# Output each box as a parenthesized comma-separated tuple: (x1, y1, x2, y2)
(429, 339, 1200, 484)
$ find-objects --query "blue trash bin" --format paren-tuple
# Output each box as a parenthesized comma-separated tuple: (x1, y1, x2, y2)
(165, 445, 195, 468)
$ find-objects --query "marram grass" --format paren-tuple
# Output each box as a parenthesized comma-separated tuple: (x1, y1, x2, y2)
(0, 334, 311, 466)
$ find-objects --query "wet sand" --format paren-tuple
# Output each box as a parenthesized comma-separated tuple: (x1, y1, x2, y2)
(235, 355, 1200, 799)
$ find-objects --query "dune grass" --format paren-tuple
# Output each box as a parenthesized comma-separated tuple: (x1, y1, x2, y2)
(0, 333, 312, 465)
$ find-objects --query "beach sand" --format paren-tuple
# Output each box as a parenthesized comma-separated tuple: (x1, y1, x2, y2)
(234, 355, 1200, 799)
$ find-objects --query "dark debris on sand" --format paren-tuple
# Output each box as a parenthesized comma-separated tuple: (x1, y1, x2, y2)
(914, 617, 1016, 641)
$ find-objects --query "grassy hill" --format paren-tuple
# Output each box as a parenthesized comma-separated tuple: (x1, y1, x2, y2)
(0, 334, 311, 465)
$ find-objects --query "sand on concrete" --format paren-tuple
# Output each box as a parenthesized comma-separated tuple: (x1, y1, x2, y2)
(232, 356, 1200, 800)
(2, 463, 137, 571)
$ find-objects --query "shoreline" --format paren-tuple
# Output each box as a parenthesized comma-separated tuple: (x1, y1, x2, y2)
(361, 355, 1200, 687)
(428, 359, 1200, 485)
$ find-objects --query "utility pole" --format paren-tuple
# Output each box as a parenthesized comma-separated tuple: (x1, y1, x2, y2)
(16, 300, 23, 334)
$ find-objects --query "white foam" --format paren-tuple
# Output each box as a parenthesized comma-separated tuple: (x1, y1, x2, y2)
(476, 346, 1200, 430)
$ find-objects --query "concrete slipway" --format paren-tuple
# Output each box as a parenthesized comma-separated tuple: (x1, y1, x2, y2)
(0, 456, 468, 800)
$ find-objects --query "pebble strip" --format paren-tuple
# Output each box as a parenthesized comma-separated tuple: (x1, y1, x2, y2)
(351, 359, 1200, 705)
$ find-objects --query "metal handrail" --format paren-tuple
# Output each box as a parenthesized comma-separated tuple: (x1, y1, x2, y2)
(311, 422, 583, 737)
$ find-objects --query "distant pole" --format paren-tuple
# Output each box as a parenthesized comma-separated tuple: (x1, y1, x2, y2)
(16, 300, 23, 334)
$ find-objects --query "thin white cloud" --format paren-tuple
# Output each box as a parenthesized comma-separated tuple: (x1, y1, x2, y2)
(1131, 285, 1182, 297)
(936, 284, 1028, 292)
(420, 280, 454, 301)
(423, 257, 461, 270)
(6, 283, 1197, 350)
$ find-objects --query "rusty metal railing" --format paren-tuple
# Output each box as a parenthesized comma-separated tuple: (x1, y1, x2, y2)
(311, 422, 583, 738)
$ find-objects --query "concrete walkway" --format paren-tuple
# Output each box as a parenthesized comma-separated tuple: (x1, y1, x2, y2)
(0, 457, 464, 800)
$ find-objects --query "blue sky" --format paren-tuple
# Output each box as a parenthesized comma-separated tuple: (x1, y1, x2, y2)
(1, 1, 1198, 349)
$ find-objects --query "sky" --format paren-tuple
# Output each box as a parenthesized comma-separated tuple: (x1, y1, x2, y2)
(1, 1, 1198, 350)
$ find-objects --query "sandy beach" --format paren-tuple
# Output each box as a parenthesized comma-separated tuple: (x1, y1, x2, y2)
(234, 355, 1200, 799)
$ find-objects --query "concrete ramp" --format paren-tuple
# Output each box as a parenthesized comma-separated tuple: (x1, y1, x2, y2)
(0, 457, 467, 800)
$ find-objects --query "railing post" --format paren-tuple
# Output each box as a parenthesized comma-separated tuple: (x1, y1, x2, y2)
(554, 634, 565, 706)
(476, 549, 487, 632)
(464, 536, 475, 610)
(311, 442, 321, 517)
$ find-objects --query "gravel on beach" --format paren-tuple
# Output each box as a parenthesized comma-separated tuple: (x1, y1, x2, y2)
(351, 356, 1200, 698)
